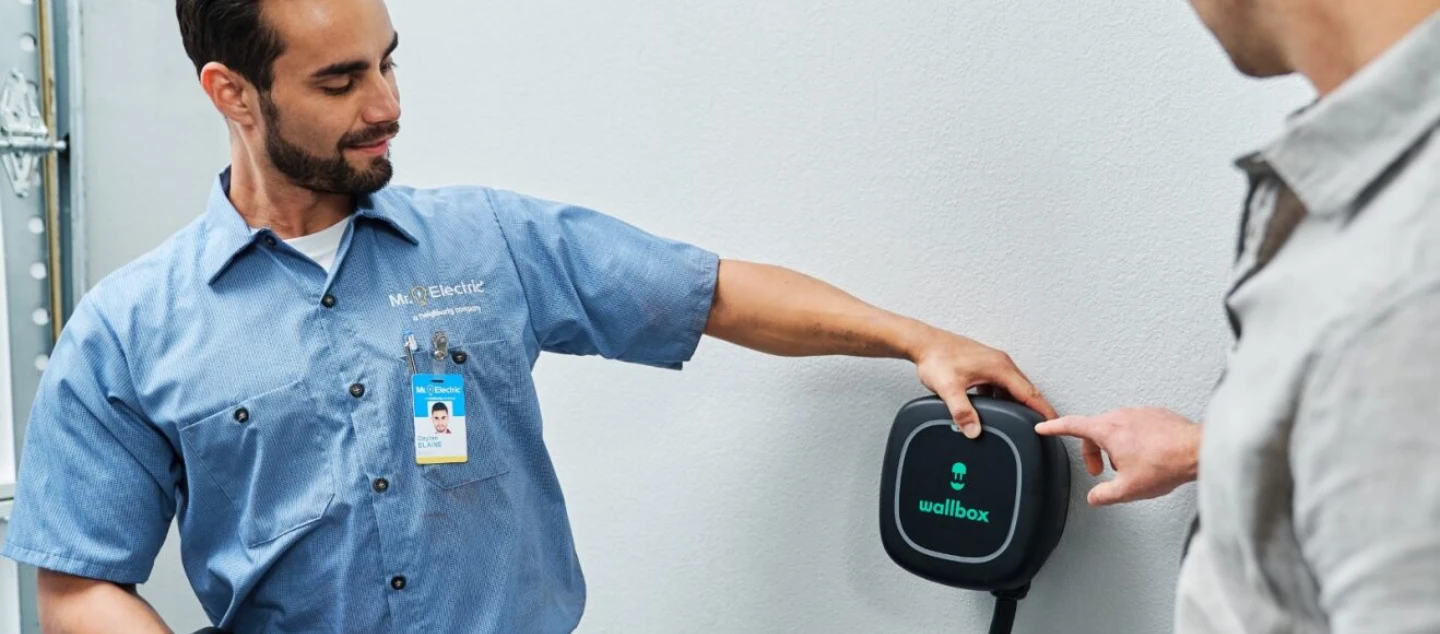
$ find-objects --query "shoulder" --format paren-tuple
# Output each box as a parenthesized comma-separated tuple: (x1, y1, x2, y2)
(78, 216, 212, 339)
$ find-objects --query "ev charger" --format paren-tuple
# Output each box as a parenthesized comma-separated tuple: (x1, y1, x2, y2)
(880, 395, 1071, 634)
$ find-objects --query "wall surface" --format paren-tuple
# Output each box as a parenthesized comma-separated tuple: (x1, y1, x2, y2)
(0, 501, 19, 634)
(72, 0, 1311, 632)
(80, 0, 227, 284)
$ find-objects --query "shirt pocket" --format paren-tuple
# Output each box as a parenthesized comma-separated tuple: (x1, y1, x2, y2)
(411, 338, 517, 490)
(179, 379, 336, 548)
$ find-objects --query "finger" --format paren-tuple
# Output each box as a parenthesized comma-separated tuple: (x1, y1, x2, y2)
(1034, 415, 1098, 440)
(1082, 438, 1105, 476)
(1087, 479, 1127, 507)
(992, 371, 1057, 420)
(938, 388, 982, 439)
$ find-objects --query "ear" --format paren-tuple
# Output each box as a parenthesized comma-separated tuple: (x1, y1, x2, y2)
(199, 61, 261, 127)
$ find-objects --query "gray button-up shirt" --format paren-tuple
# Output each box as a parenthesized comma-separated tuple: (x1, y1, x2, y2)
(1175, 11, 1440, 634)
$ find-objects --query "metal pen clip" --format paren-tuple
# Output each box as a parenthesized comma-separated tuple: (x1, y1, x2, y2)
(431, 331, 449, 375)
(403, 330, 419, 374)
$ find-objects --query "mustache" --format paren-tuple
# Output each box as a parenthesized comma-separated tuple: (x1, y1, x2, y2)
(340, 121, 401, 148)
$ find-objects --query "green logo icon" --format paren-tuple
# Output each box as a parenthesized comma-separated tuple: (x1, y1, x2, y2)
(410, 285, 429, 307)
(950, 462, 967, 491)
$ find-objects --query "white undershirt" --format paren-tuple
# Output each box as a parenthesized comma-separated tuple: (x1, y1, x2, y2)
(254, 215, 353, 272)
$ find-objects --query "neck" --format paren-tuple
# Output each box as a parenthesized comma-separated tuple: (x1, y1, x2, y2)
(227, 138, 354, 240)
(1281, 2, 1439, 96)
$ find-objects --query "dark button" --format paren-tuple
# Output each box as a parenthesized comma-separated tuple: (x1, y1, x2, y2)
(349, 383, 366, 398)
(390, 575, 407, 590)
(263, 235, 277, 247)
(321, 294, 337, 308)
(233, 408, 249, 423)
(451, 350, 468, 364)
(373, 478, 389, 493)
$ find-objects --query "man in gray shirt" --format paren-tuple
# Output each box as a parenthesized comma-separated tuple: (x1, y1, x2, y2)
(1035, 1, 1440, 632)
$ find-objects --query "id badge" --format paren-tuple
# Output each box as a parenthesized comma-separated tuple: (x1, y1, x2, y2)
(413, 374, 468, 464)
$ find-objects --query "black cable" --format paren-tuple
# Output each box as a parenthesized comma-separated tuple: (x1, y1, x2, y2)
(987, 595, 1017, 634)
(986, 584, 1030, 634)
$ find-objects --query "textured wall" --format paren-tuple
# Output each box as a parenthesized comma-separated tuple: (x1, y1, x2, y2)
(387, 1, 1309, 631)
(79, 0, 228, 285)
(78, 0, 1311, 631)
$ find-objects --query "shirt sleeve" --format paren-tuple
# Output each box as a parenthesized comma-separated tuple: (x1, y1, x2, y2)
(484, 188, 720, 369)
(1, 295, 179, 584)
(1292, 286, 1440, 634)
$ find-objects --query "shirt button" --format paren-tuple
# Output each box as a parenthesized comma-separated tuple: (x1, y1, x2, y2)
(233, 408, 249, 423)
(321, 294, 337, 308)
(451, 351, 468, 364)
(390, 575, 407, 590)
(349, 383, 366, 398)
(263, 235, 277, 247)
(373, 478, 389, 493)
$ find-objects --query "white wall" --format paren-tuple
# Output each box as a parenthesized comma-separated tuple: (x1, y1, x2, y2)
(75, 1, 1311, 632)
(1, 501, 20, 634)
(81, 0, 228, 283)
(390, 2, 1309, 632)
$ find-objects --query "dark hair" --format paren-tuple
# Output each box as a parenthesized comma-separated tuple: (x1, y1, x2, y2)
(176, 0, 285, 91)
(431, 402, 449, 414)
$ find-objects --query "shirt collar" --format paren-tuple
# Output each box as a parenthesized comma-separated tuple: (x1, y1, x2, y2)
(1255, 11, 1440, 216)
(199, 168, 421, 285)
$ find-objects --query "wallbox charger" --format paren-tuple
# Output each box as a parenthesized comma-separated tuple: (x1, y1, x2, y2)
(880, 395, 1070, 634)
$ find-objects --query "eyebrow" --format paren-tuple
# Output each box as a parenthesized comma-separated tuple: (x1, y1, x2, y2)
(311, 32, 400, 80)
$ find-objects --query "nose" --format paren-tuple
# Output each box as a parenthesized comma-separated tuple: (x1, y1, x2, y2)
(361, 71, 401, 126)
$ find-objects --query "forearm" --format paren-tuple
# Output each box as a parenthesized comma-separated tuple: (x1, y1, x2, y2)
(703, 259, 935, 360)
(38, 569, 171, 634)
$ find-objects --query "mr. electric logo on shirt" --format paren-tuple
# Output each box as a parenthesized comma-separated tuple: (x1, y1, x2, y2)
(390, 280, 486, 321)
(389, 280, 486, 307)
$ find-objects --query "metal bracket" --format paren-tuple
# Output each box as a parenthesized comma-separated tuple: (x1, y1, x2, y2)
(1, 69, 66, 198)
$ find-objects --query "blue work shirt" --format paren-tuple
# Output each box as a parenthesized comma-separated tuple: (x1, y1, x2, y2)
(1, 169, 719, 632)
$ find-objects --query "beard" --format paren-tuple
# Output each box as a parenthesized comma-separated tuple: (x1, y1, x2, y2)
(260, 92, 399, 195)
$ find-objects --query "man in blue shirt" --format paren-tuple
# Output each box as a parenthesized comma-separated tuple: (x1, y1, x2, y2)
(1, 1, 1055, 631)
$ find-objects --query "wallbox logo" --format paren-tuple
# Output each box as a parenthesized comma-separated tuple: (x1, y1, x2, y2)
(918, 499, 990, 523)
(918, 462, 990, 523)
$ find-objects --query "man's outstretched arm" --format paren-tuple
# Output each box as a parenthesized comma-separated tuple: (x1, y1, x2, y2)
(704, 259, 1055, 437)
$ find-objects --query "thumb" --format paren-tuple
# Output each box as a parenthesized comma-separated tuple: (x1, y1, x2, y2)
(942, 390, 982, 439)
(1087, 478, 1128, 507)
